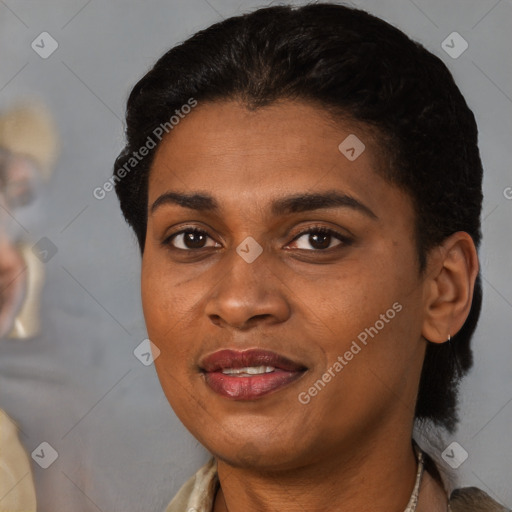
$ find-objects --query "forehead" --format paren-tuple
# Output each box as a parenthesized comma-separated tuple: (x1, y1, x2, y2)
(147, 100, 408, 219)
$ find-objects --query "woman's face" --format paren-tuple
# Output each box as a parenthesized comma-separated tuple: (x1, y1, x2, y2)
(142, 100, 429, 469)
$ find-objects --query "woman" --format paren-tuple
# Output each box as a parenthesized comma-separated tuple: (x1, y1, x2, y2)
(113, 3, 508, 511)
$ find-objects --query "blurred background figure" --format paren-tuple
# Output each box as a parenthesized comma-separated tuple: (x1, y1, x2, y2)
(0, 101, 58, 339)
(0, 101, 58, 510)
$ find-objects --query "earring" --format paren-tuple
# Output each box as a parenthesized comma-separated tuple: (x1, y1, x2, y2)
(447, 334, 451, 342)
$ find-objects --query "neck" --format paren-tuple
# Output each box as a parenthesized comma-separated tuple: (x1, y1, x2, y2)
(213, 427, 424, 512)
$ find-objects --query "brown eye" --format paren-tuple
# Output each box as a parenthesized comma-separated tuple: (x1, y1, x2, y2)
(166, 229, 219, 250)
(288, 227, 350, 251)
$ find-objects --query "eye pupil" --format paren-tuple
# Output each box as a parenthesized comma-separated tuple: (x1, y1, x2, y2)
(310, 232, 330, 249)
(185, 231, 206, 249)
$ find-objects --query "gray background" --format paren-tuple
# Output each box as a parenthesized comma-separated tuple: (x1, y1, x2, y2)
(0, 0, 510, 510)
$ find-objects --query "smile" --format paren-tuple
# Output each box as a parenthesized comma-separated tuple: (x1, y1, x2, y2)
(199, 349, 307, 400)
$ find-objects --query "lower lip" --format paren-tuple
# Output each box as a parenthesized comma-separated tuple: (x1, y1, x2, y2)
(203, 369, 305, 400)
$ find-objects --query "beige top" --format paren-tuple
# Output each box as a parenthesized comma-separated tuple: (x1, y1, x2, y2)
(0, 409, 37, 511)
(164, 456, 510, 512)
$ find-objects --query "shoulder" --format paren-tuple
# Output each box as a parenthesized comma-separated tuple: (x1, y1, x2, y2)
(449, 487, 510, 512)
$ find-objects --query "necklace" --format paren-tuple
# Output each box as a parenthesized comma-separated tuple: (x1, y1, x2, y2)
(403, 448, 424, 512)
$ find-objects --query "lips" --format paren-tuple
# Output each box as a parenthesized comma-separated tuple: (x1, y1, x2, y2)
(199, 349, 307, 400)
(199, 349, 307, 373)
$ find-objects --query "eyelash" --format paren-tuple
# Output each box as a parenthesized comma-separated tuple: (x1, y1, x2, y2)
(163, 225, 352, 252)
(289, 225, 352, 250)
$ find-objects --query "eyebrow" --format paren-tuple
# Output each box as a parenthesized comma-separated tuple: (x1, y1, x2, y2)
(150, 190, 378, 219)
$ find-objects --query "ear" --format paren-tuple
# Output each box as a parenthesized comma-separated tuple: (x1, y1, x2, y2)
(422, 232, 479, 344)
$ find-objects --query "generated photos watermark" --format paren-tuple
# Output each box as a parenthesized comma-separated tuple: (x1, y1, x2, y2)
(93, 97, 198, 200)
(298, 301, 403, 404)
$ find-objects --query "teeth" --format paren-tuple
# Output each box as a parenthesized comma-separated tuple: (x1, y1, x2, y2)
(221, 366, 275, 376)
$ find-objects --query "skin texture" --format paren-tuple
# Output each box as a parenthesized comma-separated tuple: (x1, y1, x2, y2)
(141, 100, 478, 511)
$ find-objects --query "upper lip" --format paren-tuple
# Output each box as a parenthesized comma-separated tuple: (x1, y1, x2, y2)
(199, 349, 307, 372)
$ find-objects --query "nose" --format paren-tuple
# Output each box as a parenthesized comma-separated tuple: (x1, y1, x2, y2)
(204, 245, 291, 330)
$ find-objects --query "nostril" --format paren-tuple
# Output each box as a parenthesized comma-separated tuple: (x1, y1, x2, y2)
(209, 314, 223, 327)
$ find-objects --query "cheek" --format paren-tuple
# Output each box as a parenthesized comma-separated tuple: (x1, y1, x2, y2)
(141, 256, 181, 359)
(306, 240, 421, 376)
(141, 255, 206, 376)
(142, 252, 189, 332)
(306, 249, 408, 331)
(141, 260, 204, 416)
